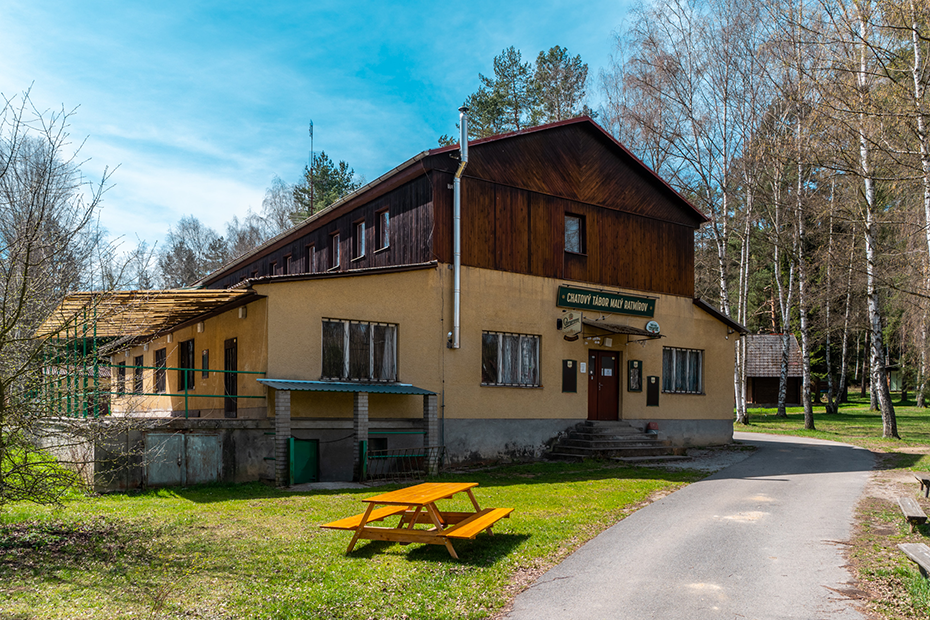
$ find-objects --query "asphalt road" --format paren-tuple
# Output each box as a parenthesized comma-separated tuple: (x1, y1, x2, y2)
(504, 432, 874, 620)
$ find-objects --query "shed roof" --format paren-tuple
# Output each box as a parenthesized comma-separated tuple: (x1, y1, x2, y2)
(744, 334, 803, 377)
(37, 289, 258, 339)
(257, 379, 434, 395)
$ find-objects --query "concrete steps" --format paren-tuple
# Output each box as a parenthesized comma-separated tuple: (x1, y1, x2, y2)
(548, 420, 680, 461)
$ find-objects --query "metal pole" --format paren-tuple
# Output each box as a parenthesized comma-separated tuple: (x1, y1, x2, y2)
(82, 308, 88, 418)
(93, 303, 99, 418)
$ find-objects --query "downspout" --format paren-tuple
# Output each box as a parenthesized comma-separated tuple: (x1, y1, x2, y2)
(451, 106, 468, 349)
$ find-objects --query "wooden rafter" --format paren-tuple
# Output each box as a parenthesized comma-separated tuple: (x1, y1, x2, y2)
(36, 289, 257, 339)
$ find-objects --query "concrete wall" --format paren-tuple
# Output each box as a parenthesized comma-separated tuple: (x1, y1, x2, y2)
(93, 418, 276, 492)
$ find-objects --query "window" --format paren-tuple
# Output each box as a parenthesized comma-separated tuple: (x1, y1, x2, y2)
(481, 332, 540, 387)
(116, 362, 126, 396)
(269, 261, 277, 276)
(133, 355, 144, 394)
(154, 348, 167, 393)
(306, 244, 316, 273)
(331, 233, 341, 269)
(321, 319, 397, 382)
(662, 347, 704, 394)
(565, 214, 585, 254)
(179, 339, 195, 391)
(284, 255, 292, 275)
(377, 210, 390, 250)
(202, 349, 210, 379)
(354, 221, 365, 259)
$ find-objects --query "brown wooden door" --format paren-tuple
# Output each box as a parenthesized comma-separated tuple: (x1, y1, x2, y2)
(588, 350, 620, 420)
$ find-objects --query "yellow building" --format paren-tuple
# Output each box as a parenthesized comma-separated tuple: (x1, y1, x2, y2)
(46, 116, 745, 487)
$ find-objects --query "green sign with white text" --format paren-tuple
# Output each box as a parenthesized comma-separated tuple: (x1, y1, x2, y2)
(557, 286, 656, 317)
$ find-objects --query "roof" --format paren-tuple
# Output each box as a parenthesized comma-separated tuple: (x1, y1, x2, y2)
(36, 289, 259, 339)
(693, 299, 749, 334)
(744, 334, 803, 377)
(257, 379, 435, 395)
(197, 116, 709, 288)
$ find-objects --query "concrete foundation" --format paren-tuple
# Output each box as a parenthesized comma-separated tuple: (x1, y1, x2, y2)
(624, 418, 734, 447)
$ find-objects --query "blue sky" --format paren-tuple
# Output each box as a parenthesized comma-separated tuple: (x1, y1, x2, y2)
(1, 1, 633, 251)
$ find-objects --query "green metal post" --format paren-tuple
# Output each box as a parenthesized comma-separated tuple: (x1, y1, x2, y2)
(82, 308, 88, 418)
(66, 321, 72, 417)
(93, 302, 99, 418)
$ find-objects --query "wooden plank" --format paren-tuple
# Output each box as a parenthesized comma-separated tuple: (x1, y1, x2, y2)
(363, 482, 479, 506)
(320, 505, 409, 530)
(899, 543, 930, 578)
(916, 475, 930, 498)
(444, 507, 514, 539)
(897, 497, 928, 527)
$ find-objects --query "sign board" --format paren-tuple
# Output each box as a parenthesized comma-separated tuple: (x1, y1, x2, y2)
(557, 286, 656, 318)
(561, 310, 582, 336)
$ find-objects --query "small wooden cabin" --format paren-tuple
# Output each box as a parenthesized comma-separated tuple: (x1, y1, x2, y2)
(744, 334, 803, 406)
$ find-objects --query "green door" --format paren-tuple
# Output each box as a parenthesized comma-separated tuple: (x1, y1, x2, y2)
(289, 438, 319, 484)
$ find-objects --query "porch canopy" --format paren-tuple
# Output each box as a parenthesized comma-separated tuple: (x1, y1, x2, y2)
(258, 379, 438, 487)
(257, 379, 434, 395)
(36, 289, 258, 339)
(581, 318, 655, 338)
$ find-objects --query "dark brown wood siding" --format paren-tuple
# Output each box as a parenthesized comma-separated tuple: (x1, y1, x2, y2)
(211, 176, 434, 288)
(432, 173, 695, 297)
(454, 123, 705, 228)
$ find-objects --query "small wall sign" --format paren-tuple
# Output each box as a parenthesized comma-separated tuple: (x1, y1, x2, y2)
(645, 320, 660, 335)
(628, 360, 642, 392)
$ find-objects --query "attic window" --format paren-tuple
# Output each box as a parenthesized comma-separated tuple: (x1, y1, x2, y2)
(354, 221, 366, 260)
(376, 210, 390, 250)
(565, 214, 586, 254)
(330, 233, 341, 269)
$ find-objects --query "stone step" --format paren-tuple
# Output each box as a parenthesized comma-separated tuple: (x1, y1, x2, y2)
(549, 444, 675, 458)
(568, 429, 646, 439)
(561, 438, 659, 449)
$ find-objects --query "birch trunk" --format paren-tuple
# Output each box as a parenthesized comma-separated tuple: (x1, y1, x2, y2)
(856, 4, 897, 437)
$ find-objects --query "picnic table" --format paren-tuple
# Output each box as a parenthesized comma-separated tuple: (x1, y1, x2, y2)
(321, 482, 513, 559)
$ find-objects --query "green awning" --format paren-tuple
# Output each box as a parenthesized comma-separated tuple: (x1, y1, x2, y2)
(257, 379, 434, 395)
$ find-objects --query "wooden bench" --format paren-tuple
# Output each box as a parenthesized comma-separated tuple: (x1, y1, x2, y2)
(897, 497, 928, 531)
(916, 475, 930, 498)
(443, 508, 514, 539)
(899, 543, 930, 578)
(321, 505, 410, 530)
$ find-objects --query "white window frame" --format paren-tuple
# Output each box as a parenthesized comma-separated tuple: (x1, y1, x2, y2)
(321, 319, 397, 382)
(481, 331, 540, 387)
(378, 210, 390, 250)
(354, 221, 366, 259)
(331, 233, 341, 269)
(662, 347, 704, 394)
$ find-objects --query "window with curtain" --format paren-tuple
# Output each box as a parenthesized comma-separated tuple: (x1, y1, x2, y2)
(481, 331, 540, 387)
(321, 319, 397, 382)
(662, 347, 704, 394)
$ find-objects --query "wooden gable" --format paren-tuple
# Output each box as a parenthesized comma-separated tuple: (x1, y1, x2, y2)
(427, 119, 706, 228)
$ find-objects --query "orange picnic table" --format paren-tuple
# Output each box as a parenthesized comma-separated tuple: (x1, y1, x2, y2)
(321, 482, 513, 559)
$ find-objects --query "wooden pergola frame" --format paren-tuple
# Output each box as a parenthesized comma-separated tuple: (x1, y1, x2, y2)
(37, 289, 258, 339)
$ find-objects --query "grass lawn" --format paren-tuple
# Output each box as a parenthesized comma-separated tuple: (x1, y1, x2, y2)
(737, 393, 930, 461)
(0, 461, 701, 620)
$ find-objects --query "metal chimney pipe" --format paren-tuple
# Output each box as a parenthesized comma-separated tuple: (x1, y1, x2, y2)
(452, 106, 468, 349)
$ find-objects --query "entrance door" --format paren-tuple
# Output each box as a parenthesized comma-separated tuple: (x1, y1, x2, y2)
(588, 350, 620, 420)
(224, 338, 237, 418)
